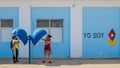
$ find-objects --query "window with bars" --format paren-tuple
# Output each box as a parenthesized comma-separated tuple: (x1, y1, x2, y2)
(37, 19, 63, 42)
(0, 19, 13, 42)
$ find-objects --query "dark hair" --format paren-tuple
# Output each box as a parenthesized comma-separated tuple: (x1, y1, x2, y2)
(12, 36, 17, 39)
(47, 34, 52, 38)
(12, 36, 15, 39)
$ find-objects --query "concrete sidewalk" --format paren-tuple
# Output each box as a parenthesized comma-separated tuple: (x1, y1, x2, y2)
(0, 58, 120, 68)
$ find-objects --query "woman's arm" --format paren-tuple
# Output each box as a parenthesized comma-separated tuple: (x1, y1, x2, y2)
(41, 39, 46, 41)
(13, 40, 19, 43)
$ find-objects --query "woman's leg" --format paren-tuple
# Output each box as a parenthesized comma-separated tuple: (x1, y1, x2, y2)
(16, 49, 19, 62)
(48, 51, 52, 63)
(12, 50, 16, 63)
(42, 50, 47, 63)
(48, 51, 51, 61)
(12, 47, 16, 63)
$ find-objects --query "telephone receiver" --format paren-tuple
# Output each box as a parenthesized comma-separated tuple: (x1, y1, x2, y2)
(12, 28, 47, 45)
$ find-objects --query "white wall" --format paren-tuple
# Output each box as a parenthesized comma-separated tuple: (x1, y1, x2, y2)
(70, 5, 82, 58)
(18, 0, 31, 58)
(1, 0, 120, 58)
(30, 0, 73, 7)
(0, 0, 82, 57)
(0, 0, 74, 58)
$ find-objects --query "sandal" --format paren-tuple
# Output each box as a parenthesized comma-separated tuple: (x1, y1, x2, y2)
(48, 61, 52, 63)
(42, 60, 45, 63)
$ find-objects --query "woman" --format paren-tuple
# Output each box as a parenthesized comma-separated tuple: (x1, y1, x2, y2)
(11, 36, 19, 63)
(42, 34, 52, 63)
